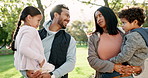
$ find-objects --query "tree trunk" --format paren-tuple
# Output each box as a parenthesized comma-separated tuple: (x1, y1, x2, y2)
(36, 0, 45, 29)
(104, 0, 109, 7)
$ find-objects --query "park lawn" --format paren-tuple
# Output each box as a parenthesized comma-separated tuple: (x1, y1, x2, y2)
(69, 47, 94, 78)
(0, 47, 94, 78)
(0, 55, 23, 78)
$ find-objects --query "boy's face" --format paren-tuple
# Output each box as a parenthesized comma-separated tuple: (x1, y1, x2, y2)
(120, 18, 135, 32)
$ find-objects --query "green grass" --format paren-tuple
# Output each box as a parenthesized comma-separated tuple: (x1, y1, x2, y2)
(0, 48, 13, 55)
(69, 47, 94, 78)
(0, 55, 23, 78)
(0, 47, 94, 78)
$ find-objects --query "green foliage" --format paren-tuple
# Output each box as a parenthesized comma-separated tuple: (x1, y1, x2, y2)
(0, 0, 36, 46)
(109, 0, 124, 12)
(85, 20, 94, 33)
(67, 20, 95, 45)
(76, 44, 87, 48)
(79, 0, 148, 28)
(0, 27, 8, 45)
(67, 21, 88, 42)
(143, 9, 148, 27)
(0, 1, 25, 45)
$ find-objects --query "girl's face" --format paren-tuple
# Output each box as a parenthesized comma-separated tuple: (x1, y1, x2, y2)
(95, 11, 106, 28)
(27, 14, 42, 29)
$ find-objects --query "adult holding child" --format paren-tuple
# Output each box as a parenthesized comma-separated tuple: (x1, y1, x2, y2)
(26, 4, 76, 78)
(87, 6, 142, 78)
(11, 6, 55, 78)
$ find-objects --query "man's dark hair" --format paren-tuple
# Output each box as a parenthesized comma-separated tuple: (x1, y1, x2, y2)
(118, 7, 145, 26)
(94, 6, 118, 35)
(50, 4, 69, 20)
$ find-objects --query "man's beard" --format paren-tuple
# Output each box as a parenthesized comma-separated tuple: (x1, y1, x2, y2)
(61, 25, 66, 29)
(58, 21, 66, 29)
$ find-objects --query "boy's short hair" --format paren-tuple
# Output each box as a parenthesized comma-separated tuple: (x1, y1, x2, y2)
(118, 7, 145, 26)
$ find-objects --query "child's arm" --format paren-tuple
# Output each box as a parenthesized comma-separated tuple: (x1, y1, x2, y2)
(110, 32, 143, 64)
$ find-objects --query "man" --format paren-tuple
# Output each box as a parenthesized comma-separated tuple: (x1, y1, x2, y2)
(26, 4, 76, 78)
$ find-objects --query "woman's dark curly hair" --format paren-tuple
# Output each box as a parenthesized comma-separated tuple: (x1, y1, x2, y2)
(118, 7, 145, 26)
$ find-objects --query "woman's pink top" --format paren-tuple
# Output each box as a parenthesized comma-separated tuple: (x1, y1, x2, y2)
(98, 33, 122, 60)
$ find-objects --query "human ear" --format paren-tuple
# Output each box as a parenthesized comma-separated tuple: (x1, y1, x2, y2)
(133, 20, 138, 25)
(26, 15, 32, 21)
(54, 12, 59, 18)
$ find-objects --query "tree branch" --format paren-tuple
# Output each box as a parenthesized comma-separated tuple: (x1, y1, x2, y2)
(78, 0, 103, 6)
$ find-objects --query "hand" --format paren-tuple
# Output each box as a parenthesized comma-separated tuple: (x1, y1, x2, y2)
(132, 66, 142, 74)
(120, 67, 132, 77)
(114, 64, 142, 77)
(114, 64, 132, 77)
(119, 65, 141, 77)
(38, 73, 51, 78)
(27, 70, 41, 78)
(39, 59, 45, 68)
(122, 65, 133, 75)
(122, 65, 142, 75)
(114, 63, 124, 74)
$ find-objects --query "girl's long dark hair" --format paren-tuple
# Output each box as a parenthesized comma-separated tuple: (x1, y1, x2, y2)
(94, 6, 118, 35)
(10, 6, 41, 51)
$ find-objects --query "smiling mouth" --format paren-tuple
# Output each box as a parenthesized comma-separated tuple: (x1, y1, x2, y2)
(98, 21, 103, 25)
(65, 21, 68, 24)
(65, 20, 70, 25)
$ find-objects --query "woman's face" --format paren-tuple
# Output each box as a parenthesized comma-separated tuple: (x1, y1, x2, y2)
(95, 11, 106, 28)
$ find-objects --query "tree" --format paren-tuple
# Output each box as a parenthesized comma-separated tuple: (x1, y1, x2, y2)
(36, 0, 44, 28)
(67, 21, 88, 45)
(0, 0, 58, 47)
(0, 27, 8, 48)
(0, 0, 26, 47)
(36, 0, 57, 28)
(78, 0, 148, 27)
(85, 20, 95, 33)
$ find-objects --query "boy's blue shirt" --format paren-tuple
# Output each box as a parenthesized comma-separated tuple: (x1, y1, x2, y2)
(131, 27, 148, 47)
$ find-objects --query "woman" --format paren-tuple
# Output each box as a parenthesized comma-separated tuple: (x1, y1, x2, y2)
(87, 6, 138, 78)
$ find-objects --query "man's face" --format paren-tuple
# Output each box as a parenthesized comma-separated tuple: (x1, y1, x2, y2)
(58, 8, 70, 29)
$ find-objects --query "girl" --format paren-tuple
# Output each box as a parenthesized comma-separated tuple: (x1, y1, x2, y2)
(11, 6, 54, 77)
